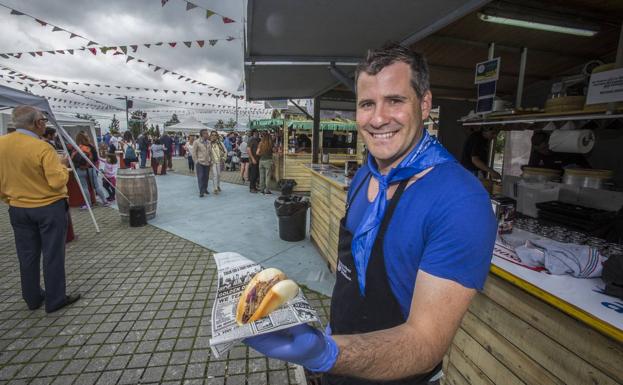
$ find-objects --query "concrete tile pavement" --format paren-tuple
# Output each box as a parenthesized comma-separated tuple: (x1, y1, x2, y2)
(0, 206, 331, 385)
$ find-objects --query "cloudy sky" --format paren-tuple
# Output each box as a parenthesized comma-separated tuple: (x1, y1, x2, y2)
(0, 0, 269, 130)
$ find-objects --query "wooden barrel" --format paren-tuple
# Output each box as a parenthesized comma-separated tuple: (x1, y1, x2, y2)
(116, 168, 158, 222)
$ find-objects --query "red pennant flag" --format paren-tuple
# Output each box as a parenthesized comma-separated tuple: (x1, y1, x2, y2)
(186, 2, 197, 11)
(10, 10, 24, 16)
(209, 40, 217, 46)
(168, 42, 177, 47)
(130, 45, 138, 52)
(183, 41, 192, 48)
(222, 17, 235, 23)
(196, 40, 205, 47)
(144, 44, 151, 48)
(35, 19, 47, 26)
(88, 48, 97, 55)
(52, 26, 63, 32)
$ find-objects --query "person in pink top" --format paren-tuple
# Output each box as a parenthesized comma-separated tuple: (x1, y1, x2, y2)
(101, 153, 118, 202)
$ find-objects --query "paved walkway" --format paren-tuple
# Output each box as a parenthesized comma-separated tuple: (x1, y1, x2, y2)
(144, 171, 334, 297)
(0, 206, 331, 385)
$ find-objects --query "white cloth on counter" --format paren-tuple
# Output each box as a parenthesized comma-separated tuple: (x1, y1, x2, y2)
(511, 238, 605, 278)
(498, 229, 605, 278)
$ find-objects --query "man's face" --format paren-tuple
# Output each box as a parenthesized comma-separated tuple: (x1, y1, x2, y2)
(33, 114, 48, 136)
(356, 62, 431, 169)
(202, 131, 209, 140)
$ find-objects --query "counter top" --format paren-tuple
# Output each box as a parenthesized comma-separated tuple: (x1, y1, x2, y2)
(492, 231, 623, 342)
(305, 164, 352, 190)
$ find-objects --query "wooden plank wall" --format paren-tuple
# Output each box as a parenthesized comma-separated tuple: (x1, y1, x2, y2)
(309, 172, 346, 271)
(443, 274, 623, 385)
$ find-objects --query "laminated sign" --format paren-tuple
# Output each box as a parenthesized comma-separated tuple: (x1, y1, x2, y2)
(586, 67, 623, 105)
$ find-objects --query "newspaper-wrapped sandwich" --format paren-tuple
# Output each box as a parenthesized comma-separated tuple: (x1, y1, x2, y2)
(209, 252, 320, 358)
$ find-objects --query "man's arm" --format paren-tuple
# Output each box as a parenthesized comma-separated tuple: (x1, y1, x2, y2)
(471, 156, 501, 179)
(42, 148, 69, 191)
(331, 272, 474, 380)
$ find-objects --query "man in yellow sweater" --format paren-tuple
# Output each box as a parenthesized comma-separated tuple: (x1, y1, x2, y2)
(0, 106, 80, 313)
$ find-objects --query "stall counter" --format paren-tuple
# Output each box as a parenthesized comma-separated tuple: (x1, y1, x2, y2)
(304, 167, 623, 384)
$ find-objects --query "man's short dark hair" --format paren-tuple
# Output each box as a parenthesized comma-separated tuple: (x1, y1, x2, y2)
(250, 129, 258, 135)
(44, 128, 56, 137)
(199, 129, 208, 135)
(355, 42, 430, 99)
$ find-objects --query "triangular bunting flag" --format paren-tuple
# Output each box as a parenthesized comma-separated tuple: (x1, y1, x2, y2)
(209, 40, 217, 46)
(148, 63, 153, 68)
(144, 44, 151, 48)
(10, 10, 24, 16)
(172, 91, 177, 94)
(196, 40, 204, 47)
(113, 51, 123, 55)
(36, 51, 43, 56)
(130, 45, 138, 52)
(161, 0, 169, 6)
(126, 56, 134, 63)
(138, 59, 144, 62)
(0, 54, 8, 59)
(163, 70, 169, 75)
(87, 41, 97, 46)
(155, 42, 163, 46)
(222, 17, 235, 23)
(46, 51, 55, 55)
(168, 42, 177, 48)
(182, 91, 187, 95)
(67, 49, 74, 55)
(178, 75, 184, 80)
(52, 26, 63, 32)
(154, 67, 161, 72)
(164, 90, 168, 93)
(70, 33, 78, 39)
(120, 46, 127, 54)
(205, 10, 215, 19)
(186, 2, 197, 11)
(88, 48, 96, 55)
(14, 53, 22, 59)
(35, 19, 47, 26)
(184, 41, 192, 48)
(28, 52, 35, 57)
(56, 50, 65, 54)
(226, 36, 235, 41)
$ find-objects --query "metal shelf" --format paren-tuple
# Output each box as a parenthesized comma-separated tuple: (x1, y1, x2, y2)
(460, 110, 623, 129)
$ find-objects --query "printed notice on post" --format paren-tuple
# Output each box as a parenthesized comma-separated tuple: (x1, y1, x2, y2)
(586, 67, 623, 105)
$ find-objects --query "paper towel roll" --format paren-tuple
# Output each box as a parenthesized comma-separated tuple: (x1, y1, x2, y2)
(548, 129, 595, 154)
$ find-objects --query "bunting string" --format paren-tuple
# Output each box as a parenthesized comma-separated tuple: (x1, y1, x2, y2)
(160, 0, 236, 24)
(0, 37, 238, 59)
(1, 3, 242, 98)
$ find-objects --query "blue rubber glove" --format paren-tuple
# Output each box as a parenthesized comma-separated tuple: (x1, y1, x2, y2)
(244, 324, 339, 372)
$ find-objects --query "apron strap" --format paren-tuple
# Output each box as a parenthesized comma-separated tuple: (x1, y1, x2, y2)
(346, 172, 372, 211)
(377, 179, 409, 237)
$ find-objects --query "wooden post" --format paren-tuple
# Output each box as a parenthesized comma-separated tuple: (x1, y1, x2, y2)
(312, 97, 320, 164)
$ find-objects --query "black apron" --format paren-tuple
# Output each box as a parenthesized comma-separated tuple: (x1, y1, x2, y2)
(323, 174, 442, 385)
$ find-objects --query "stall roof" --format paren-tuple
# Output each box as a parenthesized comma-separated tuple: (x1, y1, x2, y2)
(166, 116, 209, 133)
(244, 0, 491, 101)
(245, 0, 623, 103)
(250, 118, 357, 131)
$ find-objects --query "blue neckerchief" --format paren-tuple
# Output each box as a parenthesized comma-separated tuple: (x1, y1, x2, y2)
(351, 130, 455, 296)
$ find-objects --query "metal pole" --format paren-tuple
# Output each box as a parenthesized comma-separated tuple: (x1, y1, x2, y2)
(125, 96, 129, 131)
(235, 98, 239, 125)
(487, 42, 496, 177)
(56, 127, 100, 233)
(516, 47, 528, 109)
(312, 97, 320, 164)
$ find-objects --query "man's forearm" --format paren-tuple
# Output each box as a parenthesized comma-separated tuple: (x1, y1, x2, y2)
(472, 157, 495, 175)
(331, 324, 438, 381)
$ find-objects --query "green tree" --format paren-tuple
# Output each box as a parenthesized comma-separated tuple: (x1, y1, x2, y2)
(225, 118, 237, 129)
(165, 113, 180, 127)
(128, 110, 147, 139)
(214, 119, 225, 129)
(109, 114, 120, 135)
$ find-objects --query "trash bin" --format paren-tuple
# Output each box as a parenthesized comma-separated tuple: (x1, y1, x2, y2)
(275, 195, 309, 241)
(129, 205, 147, 227)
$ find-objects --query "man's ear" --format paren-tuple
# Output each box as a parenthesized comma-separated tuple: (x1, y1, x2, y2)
(420, 90, 433, 121)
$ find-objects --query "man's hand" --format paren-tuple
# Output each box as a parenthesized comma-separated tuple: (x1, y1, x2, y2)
(60, 155, 70, 167)
(490, 170, 502, 180)
(244, 324, 338, 372)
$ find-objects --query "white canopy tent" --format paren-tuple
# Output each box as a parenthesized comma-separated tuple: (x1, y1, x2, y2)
(165, 116, 209, 135)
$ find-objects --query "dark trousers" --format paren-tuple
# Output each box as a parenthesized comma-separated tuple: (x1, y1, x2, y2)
(196, 163, 210, 195)
(188, 156, 194, 172)
(140, 150, 148, 168)
(103, 178, 115, 200)
(249, 162, 260, 191)
(166, 152, 173, 169)
(8, 199, 68, 312)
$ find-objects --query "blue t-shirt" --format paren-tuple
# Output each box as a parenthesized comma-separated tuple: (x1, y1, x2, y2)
(346, 161, 496, 318)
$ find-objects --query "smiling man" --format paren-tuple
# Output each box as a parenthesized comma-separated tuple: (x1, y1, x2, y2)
(245, 43, 497, 384)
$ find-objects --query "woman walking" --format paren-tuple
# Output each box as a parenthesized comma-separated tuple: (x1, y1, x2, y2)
(122, 131, 138, 168)
(150, 139, 165, 175)
(185, 135, 195, 173)
(238, 137, 249, 183)
(72, 132, 110, 208)
(257, 132, 274, 194)
(209, 131, 227, 193)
